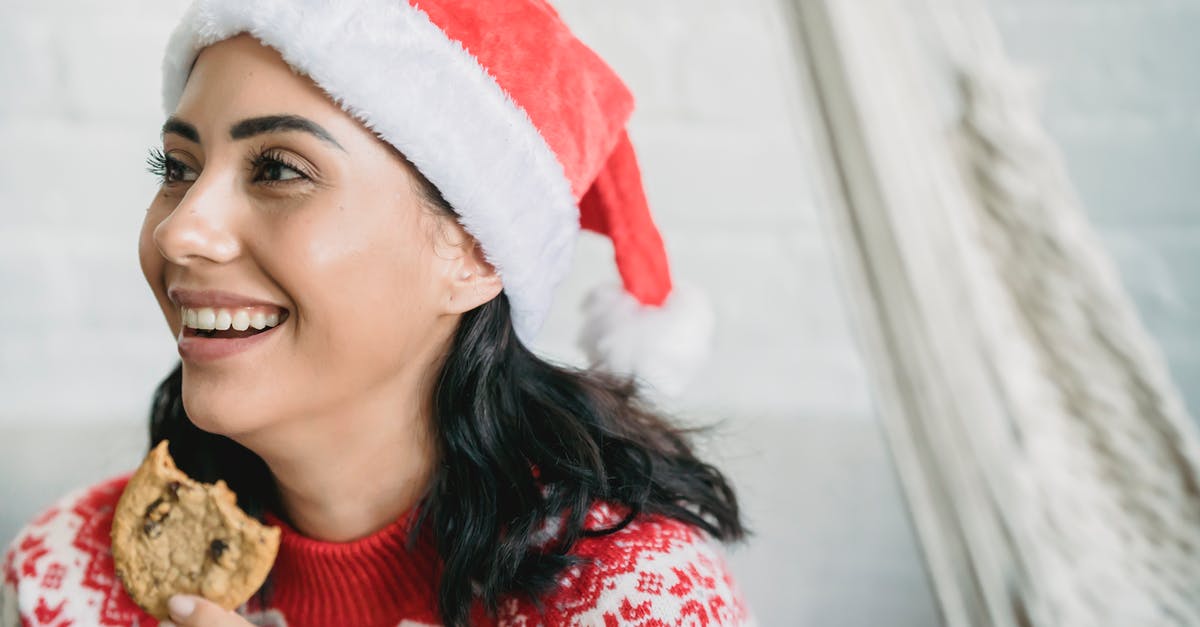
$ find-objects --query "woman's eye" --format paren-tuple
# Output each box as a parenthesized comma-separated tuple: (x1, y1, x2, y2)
(256, 159, 306, 183)
(167, 160, 198, 183)
(146, 148, 198, 185)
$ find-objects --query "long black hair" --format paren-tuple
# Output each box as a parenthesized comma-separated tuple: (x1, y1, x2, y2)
(148, 163, 747, 626)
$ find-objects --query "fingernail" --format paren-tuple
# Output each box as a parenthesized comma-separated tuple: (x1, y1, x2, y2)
(168, 594, 196, 619)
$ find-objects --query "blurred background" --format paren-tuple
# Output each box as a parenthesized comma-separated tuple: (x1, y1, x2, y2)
(1, 1, 1196, 625)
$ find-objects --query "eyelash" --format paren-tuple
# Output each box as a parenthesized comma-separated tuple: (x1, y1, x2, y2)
(146, 147, 188, 184)
(144, 146, 313, 187)
(246, 145, 312, 186)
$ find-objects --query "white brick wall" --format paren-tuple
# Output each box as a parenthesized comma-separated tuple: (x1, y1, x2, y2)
(0, 2, 183, 424)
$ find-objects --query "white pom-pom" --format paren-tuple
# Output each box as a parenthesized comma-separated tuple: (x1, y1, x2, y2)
(577, 280, 716, 398)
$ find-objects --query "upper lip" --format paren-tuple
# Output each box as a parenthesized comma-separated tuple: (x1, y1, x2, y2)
(167, 287, 288, 310)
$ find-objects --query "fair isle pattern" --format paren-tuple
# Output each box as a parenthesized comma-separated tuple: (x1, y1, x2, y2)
(3, 478, 753, 626)
(2, 477, 156, 626)
(236, 609, 439, 627)
(497, 503, 754, 626)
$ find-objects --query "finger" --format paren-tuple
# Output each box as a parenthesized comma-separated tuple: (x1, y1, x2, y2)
(167, 594, 251, 626)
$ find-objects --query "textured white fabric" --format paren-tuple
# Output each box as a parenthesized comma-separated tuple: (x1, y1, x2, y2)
(579, 280, 715, 398)
(160, 0, 579, 344)
(955, 55, 1200, 625)
(794, 1, 1200, 623)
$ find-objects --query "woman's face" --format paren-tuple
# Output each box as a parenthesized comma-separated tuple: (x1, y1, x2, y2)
(139, 34, 499, 438)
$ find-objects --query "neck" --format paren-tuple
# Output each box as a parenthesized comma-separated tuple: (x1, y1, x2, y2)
(237, 368, 440, 542)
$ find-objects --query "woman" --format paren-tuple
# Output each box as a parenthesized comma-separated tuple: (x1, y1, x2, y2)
(3, 1, 751, 626)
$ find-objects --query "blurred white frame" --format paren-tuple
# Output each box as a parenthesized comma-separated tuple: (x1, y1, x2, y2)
(782, 0, 1200, 626)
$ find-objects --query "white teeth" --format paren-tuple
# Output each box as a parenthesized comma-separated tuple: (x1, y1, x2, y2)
(215, 310, 233, 331)
(232, 310, 250, 331)
(182, 306, 285, 331)
(197, 308, 217, 330)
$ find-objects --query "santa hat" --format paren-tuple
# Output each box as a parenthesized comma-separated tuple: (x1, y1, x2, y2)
(161, 0, 714, 396)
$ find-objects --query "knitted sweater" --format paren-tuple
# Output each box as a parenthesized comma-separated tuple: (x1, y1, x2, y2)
(2, 475, 754, 626)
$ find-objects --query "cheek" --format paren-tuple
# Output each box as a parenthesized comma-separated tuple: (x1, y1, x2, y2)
(283, 207, 441, 362)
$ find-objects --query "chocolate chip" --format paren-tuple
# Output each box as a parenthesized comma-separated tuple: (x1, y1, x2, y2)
(141, 497, 172, 538)
(143, 520, 163, 539)
(209, 538, 229, 562)
(144, 497, 165, 518)
(145, 498, 171, 520)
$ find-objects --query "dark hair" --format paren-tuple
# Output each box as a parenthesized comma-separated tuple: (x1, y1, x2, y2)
(148, 163, 747, 627)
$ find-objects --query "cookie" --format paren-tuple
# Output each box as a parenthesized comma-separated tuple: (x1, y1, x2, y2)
(110, 440, 281, 619)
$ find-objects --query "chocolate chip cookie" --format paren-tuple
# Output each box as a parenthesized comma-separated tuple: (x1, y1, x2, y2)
(110, 440, 281, 619)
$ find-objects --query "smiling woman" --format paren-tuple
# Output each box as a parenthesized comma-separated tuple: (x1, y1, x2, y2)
(1, 2, 751, 627)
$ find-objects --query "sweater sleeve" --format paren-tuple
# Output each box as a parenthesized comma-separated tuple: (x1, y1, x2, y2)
(2, 476, 154, 627)
(3, 497, 78, 627)
(499, 503, 755, 627)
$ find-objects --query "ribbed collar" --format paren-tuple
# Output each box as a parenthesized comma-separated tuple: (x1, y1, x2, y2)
(262, 507, 443, 627)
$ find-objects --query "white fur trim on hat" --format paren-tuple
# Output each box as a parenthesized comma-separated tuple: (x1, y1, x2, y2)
(579, 281, 716, 398)
(161, 0, 578, 344)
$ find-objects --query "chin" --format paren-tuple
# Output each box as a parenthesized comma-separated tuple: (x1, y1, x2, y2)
(180, 368, 276, 438)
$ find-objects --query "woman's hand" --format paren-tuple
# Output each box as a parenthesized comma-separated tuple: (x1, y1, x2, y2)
(160, 595, 257, 627)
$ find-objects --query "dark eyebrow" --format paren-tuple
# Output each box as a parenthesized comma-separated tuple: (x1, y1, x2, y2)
(162, 117, 200, 143)
(229, 115, 345, 151)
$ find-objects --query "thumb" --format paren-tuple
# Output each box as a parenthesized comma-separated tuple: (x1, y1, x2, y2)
(161, 594, 254, 627)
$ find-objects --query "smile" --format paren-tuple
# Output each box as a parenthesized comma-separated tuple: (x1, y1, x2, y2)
(176, 306, 290, 362)
(181, 305, 287, 339)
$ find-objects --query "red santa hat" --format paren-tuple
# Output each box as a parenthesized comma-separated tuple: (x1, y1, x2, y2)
(161, 0, 715, 396)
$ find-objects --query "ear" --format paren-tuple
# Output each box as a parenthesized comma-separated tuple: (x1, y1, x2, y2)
(438, 221, 504, 315)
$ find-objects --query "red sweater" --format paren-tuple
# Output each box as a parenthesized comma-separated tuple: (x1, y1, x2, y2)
(2, 476, 754, 626)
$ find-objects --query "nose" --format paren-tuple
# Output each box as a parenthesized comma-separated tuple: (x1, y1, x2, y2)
(153, 172, 242, 267)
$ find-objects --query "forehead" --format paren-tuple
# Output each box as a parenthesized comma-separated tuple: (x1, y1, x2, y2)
(174, 34, 346, 130)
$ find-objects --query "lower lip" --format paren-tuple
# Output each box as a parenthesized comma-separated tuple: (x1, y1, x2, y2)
(177, 320, 285, 363)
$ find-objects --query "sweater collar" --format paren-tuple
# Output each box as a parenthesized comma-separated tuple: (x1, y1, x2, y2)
(262, 506, 443, 626)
